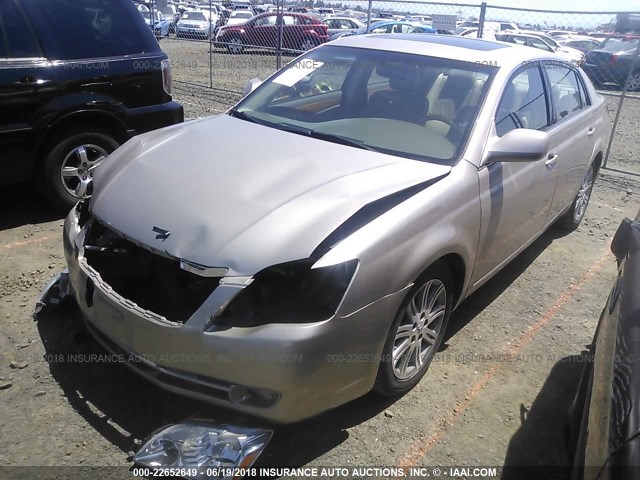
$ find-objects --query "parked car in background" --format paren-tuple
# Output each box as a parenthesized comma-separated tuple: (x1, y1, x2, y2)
(215, 12, 328, 53)
(568, 211, 640, 480)
(495, 33, 584, 65)
(226, 9, 254, 26)
(159, 4, 182, 33)
(559, 36, 603, 54)
(61, 35, 606, 423)
(547, 30, 574, 38)
(322, 16, 365, 40)
(517, 30, 586, 64)
(456, 20, 519, 33)
(176, 9, 216, 39)
(0, 0, 183, 210)
(332, 20, 438, 40)
(583, 36, 640, 90)
(143, 10, 172, 39)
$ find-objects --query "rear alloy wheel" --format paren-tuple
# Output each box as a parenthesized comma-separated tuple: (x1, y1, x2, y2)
(299, 38, 316, 51)
(627, 71, 640, 92)
(375, 263, 453, 396)
(557, 164, 595, 230)
(227, 37, 244, 54)
(39, 127, 119, 211)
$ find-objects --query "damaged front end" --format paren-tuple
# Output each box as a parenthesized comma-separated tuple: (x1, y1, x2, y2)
(82, 219, 222, 325)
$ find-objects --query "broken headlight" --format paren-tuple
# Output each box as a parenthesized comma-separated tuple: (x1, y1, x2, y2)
(212, 259, 358, 328)
(133, 421, 272, 479)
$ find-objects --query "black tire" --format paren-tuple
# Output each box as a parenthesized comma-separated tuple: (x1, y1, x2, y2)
(556, 164, 596, 231)
(374, 262, 453, 396)
(227, 37, 244, 54)
(38, 126, 119, 211)
(299, 37, 317, 51)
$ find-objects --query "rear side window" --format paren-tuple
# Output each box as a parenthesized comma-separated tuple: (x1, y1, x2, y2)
(496, 65, 550, 136)
(25, 0, 161, 60)
(545, 64, 584, 119)
(0, 1, 42, 58)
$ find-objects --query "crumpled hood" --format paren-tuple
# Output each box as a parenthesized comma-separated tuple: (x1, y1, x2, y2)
(91, 115, 450, 275)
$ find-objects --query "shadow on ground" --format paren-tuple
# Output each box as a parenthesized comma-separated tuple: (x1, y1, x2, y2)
(0, 184, 64, 231)
(34, 223, 575, 469)
(501, 353, 588, 480)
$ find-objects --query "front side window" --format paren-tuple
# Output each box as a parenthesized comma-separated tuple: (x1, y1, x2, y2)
(496, 66, 549, 136)
(545, 63, 584, 119)
(233, 46, 496, 165)
(254, 15, 276, 26)
(0, 0, 42, 58)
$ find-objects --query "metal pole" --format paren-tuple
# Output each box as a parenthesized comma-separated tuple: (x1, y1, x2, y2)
(209, 0, 213, 88)
(603, 41, 640, 168)
(367, 0, 372, 29)
(276, 0, 283, 69)
(477, 2, 486, 39)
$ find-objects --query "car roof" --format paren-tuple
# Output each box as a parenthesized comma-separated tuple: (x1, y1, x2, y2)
(331, 34, 558, 68)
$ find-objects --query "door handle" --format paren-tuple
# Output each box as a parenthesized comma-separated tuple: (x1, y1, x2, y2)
(545, 153, 559, 169)
(17, 76, 50, 86)
(587, 127, 595, 137)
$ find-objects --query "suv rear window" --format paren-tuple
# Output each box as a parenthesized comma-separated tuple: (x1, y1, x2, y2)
(25, 0, 161, 60)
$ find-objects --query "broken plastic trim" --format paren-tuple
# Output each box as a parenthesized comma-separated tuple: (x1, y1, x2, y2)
(34, 269, 72, 315)
(133, 421, 272, 480)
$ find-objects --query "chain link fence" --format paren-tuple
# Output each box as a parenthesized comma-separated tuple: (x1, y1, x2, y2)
(156, 1, 640, 174)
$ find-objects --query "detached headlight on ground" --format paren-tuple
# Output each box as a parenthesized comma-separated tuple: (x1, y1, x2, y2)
(211, 259, 358, 328)
(133, 422, 272, 479)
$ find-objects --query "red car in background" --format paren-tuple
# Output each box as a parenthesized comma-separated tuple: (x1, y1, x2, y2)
(215, 12, 329, 53)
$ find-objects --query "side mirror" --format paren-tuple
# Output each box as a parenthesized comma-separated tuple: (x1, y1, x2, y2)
(242, 78, 262, 97)
(484, 129, 550, 164)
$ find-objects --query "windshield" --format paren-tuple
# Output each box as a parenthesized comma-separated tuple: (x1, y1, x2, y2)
(599, 38, 639, 53)
(233, 46, 496, 165)
(182, 11, 207, 21)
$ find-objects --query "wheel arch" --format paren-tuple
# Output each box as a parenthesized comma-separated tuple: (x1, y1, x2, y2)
(33, 111, 128, 175)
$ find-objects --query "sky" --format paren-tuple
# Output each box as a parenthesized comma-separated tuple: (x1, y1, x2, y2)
(337, 0, 640, 29)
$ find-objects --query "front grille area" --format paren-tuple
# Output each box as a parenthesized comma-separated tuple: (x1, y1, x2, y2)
(83, 220, 219, 324)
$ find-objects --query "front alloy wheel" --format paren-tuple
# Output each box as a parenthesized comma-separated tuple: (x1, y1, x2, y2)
(392, 279, 447, 380)
(375, 263, 453, 396)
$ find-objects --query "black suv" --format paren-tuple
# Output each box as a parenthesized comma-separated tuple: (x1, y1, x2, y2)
(0, 0, 184, 210)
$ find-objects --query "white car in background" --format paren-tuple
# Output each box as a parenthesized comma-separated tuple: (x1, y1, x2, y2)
(226, 10, 254, 25)
(322, 16, 365, 39)
(176, 9, 217, 39)
(496, 32, 584, 65)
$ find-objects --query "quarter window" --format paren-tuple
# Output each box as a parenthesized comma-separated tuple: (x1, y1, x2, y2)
(496, 66, 549, 136)
(545, 64, 583, 119)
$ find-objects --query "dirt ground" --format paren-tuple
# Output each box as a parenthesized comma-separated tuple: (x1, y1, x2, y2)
(1, 39, 640, 480)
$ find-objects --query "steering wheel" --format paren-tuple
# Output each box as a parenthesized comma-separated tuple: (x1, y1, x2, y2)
(424, 115, 465, 140)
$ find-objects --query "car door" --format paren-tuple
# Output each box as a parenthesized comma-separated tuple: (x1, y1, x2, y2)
(471, 63, 559, 285)
(247, 14, 277, 48)
(543, 62, 599, 221)
(281, 14, 302, 50)
(0, 0, 56, 183)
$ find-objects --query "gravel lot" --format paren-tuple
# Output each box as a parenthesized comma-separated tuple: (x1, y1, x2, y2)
(1, 38, 640, 480)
